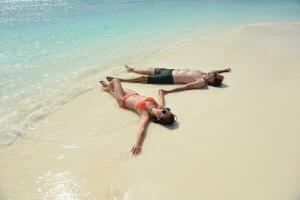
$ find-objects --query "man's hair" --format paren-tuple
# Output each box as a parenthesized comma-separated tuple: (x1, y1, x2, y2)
(152, 112, 175, 125)
(209, 74, 224, 87)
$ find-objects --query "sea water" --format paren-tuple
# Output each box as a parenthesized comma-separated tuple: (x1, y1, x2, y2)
(1, 0, 300, 145)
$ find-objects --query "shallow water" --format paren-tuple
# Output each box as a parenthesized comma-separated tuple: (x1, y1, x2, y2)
(1, 0, 300, 144)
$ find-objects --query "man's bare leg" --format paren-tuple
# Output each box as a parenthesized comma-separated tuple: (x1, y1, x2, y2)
(106, 75, 147, 83)
(125, 65, 155, 75)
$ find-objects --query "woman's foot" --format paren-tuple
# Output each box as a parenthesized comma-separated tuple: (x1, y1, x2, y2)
(99, 80, 107, 87)
(125, 65, 133, 72)
(99, 80, 110, 92)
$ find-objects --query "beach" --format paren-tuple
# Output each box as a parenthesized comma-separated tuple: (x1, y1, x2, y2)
(0, 22, 300, 199)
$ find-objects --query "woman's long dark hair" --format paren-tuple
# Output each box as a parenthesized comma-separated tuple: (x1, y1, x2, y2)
(151, 112, 175, 125)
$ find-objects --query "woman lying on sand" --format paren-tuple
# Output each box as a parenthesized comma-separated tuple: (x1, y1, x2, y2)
(100, 78, 175, 156)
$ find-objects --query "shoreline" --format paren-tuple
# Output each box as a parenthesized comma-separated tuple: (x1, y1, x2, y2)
(2, 20, 300, 146)
(1, 21, 300, 199)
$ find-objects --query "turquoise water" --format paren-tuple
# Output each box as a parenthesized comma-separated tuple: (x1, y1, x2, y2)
(1, 0, 300, 145)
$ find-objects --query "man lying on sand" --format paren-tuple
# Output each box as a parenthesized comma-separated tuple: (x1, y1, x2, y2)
(106, 65, 231, 94)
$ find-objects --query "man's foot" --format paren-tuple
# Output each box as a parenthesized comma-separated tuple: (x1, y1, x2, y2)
(106, 76, 114, 82)
(125, 65, 133, 72)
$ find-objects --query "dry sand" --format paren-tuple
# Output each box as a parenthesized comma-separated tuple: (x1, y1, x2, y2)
(0, 22, 300, 200)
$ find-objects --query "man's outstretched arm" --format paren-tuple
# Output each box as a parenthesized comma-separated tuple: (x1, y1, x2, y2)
(162, 79, 206, 94)
(212, 68, 231, 74)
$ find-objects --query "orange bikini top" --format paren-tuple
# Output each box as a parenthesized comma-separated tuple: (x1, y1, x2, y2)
(135, 97, 157, 111)
(122, 92, 158, 111)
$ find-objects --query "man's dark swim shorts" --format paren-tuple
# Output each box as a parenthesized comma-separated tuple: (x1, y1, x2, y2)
(147, 68, 174, 84)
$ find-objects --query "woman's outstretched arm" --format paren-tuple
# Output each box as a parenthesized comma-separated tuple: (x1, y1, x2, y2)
(158, 89, 166, 107)
(131, 114, 150, 156)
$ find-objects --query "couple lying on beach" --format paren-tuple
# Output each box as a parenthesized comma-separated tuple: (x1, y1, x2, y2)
(100, 65, 231, 156)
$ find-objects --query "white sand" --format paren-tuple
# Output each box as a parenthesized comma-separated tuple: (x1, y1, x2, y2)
(1, 22, 300, 200)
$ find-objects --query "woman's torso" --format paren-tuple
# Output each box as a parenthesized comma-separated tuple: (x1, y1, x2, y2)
(123, 90, 157, 113)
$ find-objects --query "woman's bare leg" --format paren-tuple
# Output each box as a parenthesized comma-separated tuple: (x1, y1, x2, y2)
(125, 65, 155, 75)
(100, 79, 126, 106)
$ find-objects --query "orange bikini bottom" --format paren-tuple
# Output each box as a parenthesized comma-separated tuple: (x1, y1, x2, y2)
(122, 92, 138, 108)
